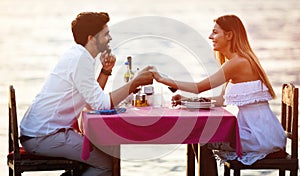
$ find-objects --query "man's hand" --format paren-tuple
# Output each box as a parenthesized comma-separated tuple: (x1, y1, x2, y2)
(100, 50, 116, 71)
(133, 66, 154, 87)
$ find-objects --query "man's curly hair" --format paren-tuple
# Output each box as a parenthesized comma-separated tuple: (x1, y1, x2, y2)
(71, 12, 110, 46)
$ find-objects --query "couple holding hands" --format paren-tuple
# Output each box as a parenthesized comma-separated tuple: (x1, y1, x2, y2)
(20, 12, 286, 176)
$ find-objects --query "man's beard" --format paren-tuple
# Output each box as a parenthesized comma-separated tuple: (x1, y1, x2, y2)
(96, 40, 109, 53)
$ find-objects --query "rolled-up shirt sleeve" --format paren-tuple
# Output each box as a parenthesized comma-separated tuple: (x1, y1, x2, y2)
(73, 51, 111, 110)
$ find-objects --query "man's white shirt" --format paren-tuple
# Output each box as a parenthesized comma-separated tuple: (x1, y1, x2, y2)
(20, 44, 111, 137)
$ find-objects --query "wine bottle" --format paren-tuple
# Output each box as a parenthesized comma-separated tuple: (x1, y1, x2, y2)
(124, 61, 131, 83)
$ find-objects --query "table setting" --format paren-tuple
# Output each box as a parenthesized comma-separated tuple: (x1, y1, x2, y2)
(81, 81, 241, 176)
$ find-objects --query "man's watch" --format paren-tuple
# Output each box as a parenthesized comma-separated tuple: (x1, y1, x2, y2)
(101, 68, 112, 76)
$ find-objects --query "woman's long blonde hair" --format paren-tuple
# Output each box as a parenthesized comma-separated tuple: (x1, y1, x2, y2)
(214, 15, 276, 98)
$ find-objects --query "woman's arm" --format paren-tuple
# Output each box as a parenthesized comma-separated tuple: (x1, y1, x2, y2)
(153, 67, 227, 94)
(153, 59, 240, 94)
(209, 82, 227, 106)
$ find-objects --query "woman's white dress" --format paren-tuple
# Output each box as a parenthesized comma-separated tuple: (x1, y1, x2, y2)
(213, 80, 286, 165)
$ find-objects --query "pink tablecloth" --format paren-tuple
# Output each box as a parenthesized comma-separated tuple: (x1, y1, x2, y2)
(81, 107, 242, 160)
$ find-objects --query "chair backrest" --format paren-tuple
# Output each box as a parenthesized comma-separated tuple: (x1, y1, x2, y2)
(281, 83, 298, 159)
(8, 85, 21, 160)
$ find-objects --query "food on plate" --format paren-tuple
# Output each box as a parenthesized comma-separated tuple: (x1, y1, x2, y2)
(172, 97, 212, 107)
(185, 97, 211, 102)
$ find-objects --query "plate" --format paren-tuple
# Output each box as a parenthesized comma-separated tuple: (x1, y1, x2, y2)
(181, 100, 215, 109)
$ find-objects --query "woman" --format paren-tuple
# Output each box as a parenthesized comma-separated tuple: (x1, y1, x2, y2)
(152, 15, 286, 175)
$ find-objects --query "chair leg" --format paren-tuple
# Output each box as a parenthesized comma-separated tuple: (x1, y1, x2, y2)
(199, 145, 218, 176)
(72, 169, 79, 176)
(187, 144, 195, 176)
(14, 169, 22, 176)
(233, 169, 240, 176)
(9, 167, 13, 176)
(279, 169, 285, 176)
(224, 165, 230, 176)
(290, 170, 297, 176)
(72, 169, 81, 176)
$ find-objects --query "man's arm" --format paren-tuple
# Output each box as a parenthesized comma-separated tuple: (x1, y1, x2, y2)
(109, 66, 154, 108)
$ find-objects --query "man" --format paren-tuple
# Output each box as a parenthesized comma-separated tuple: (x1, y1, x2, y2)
(20, 12, 153, 176)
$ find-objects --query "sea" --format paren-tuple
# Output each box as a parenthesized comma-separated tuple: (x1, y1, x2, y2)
(0, 0, 299, 175)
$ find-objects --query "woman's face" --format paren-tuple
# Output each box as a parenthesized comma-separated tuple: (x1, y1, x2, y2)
(208, 23, 228, 52)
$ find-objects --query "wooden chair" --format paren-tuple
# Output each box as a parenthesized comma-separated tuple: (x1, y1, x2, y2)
(7, 85, 87, 176)
(224, 83, 299, 176)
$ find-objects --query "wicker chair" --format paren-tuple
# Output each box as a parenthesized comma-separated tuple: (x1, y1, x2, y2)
(7, 85, 87, 176)
(224, 83, 299, 176)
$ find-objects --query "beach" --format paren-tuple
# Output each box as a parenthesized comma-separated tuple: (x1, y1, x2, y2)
(0, 0, 299, 175)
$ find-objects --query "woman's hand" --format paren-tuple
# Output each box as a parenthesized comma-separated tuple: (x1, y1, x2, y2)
(171, 94, 184, 106)
(209, 95, 225, 107)
(149, 66, 163, 83)
(100, 50, 116, 71)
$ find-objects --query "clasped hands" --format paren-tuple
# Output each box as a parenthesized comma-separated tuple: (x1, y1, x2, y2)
(99, 53, 183, 104)
(131, 66, 183, 106)
(131, 66, 163, 87)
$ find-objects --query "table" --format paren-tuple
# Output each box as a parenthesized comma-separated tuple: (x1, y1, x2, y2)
(81, 106, 242, 176)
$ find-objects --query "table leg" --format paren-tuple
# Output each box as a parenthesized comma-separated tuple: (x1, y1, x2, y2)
(112, 145, 121, 176)
(186, 144, 195, 176)
(112, 157, 120, 176)
(198, 144, 201, 176)
(198, 144, 218, 176)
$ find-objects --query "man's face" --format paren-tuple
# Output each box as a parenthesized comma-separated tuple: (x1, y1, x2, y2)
(93, 25, 112, 53)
